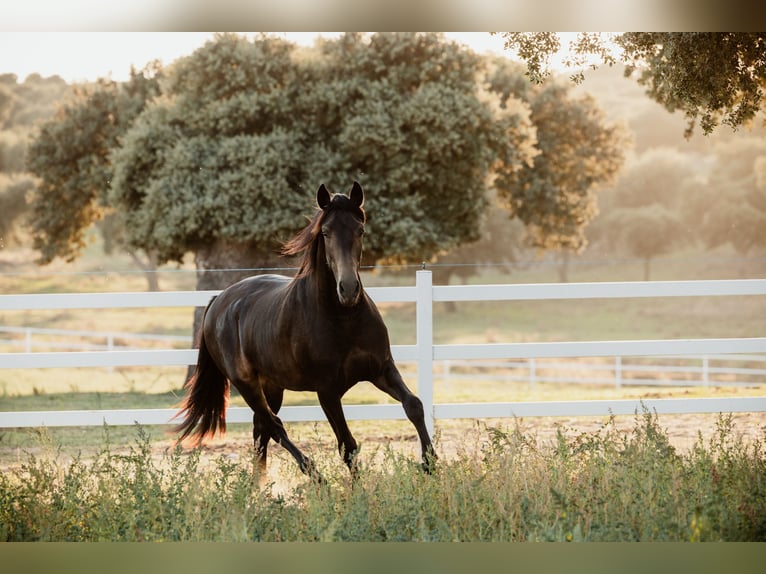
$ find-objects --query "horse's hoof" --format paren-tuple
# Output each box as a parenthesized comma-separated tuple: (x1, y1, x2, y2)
(421, 456, 437, 475)
(308, 467, 325, 485)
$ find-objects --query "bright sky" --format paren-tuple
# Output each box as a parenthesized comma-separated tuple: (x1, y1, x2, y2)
(0, 32, 510, 83)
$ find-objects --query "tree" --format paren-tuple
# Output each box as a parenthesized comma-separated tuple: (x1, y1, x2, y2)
(615, 148, 696, 203)
(604, 204, 685, 281)
(0, 173, 34, 248)
(432, 196, 529, 295)
(486, 59, 629, 269)
(590, 147, 699, 279)
(496, 33, 766, 136)
(32, 33, 537, 289)
(26, 65, 163, 286)
(696, 137, 766, 258)
(0, 73, 71, 250)
(108, 34, 311, 293)
(290, 33, 538, 264)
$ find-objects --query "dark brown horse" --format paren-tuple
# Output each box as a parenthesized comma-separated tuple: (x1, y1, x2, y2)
(174, 182, 435, 480)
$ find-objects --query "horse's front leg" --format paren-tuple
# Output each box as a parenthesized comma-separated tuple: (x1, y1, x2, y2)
(372, 361, 437, 472)
(318, 390, 359, 475)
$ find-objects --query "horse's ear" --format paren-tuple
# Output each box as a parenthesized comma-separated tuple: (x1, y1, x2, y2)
(317, 184, 331, 210)
(350, 181, 364, 208)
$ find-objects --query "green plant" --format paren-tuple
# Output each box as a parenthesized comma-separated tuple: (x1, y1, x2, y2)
(2, 412, 763, 542)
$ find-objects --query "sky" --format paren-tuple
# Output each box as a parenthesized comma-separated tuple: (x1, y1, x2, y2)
(0, 32, 511, 84)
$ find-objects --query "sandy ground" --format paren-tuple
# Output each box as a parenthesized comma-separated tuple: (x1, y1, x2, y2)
(151, 410, 766, 488)
(2, 410, 764, 490)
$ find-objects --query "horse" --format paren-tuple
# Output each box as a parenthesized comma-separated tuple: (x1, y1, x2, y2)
(173, 182, 436, 481)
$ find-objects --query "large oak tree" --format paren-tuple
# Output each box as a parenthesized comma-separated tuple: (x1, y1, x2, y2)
(28, 33, 539, 292)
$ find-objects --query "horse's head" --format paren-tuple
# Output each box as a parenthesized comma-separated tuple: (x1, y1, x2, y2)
(317, 182, 366, 307)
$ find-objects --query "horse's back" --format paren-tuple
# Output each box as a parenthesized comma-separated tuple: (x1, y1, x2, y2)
(205, 274, 290, 332)
(215, 273, 289, 303)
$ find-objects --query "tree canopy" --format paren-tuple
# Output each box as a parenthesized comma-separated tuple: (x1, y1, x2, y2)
(696, 136, 766, 256)
(28, 33, 540, 284)
(497, 32, 766, 136)
(0, 73, 70, 248)
(26, 32, 627, 293)
(592, 147, 697, 280)
(26, 66, 162, 263)
(486, 59, 628, 253)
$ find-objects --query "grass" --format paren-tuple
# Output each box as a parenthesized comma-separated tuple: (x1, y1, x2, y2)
(1, 411, 764, 541)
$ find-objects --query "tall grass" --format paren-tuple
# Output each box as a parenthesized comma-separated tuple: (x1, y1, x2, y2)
(2, 411, 764, 541)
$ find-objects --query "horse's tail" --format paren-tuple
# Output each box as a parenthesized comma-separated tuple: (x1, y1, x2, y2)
(173, 299, 229, 444)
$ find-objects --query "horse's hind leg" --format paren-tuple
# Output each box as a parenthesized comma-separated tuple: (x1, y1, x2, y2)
(372, 361, 437, 472)
(251, 386, 284, 477)
(236, 379, 322, 482)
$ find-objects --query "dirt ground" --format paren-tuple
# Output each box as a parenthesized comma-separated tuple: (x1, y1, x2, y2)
(2, 411, 764, 487)
(149, 410, 766, 487)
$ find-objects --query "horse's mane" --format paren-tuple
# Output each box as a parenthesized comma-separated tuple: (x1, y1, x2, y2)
(281, 194, 365, 279)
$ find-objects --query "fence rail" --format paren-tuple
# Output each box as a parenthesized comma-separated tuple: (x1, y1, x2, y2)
(1, 274, 765, 432)
(5, 325, 764, 387)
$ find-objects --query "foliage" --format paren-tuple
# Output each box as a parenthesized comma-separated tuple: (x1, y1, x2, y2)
(617, 33, 766, 136)
(696, 137, 766, 256)
(298, 33, 538, 264)
(0, 172, 35, 248)
(106, 33, 539, 271)
(589, 147, 700, 280)
(2, 412, 763, 541)
(601, 204, 686, 281)
(26, 66, 162, 264)
(0, 73, 70, 133)
(486, 60, 629, 253)
(0, 73, 71, 248)
(497, 32, 766, 136)
(23, 33, 540, 285)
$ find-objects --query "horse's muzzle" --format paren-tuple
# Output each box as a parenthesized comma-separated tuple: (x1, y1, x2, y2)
(337, 278, 361, 307)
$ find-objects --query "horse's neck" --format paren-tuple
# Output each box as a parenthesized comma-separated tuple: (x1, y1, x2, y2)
(298, 263, 366, 316)
(293, 239, 365, 313)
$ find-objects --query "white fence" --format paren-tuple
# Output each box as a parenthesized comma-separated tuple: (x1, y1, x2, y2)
(437, 355, 766, 389)
(1, 272, 765, 434)
(5, 325, 765, 388)
(0, 326, 191, 352)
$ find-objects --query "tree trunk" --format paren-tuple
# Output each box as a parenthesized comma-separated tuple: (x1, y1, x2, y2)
(128, 250, 161, 292)
(184, 239, 285, 383)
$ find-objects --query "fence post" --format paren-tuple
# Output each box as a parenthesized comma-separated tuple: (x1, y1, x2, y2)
(107, 333, 115, 373)
(416, 270, 434, 436)
(615, 356, 622, 389)
(702, 356, 709, 387)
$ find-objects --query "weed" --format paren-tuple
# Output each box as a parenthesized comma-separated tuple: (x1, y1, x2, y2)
(1, 412, 763, 541)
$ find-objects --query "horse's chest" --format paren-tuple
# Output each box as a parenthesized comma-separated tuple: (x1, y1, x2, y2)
(339, 346, 383, 383)
(294, 328, 385, 383)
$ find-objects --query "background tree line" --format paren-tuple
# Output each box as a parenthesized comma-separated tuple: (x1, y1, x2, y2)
(0, 73, 70, 249)
(499, 32, 766, 280)
(2, 32, 765, 288)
